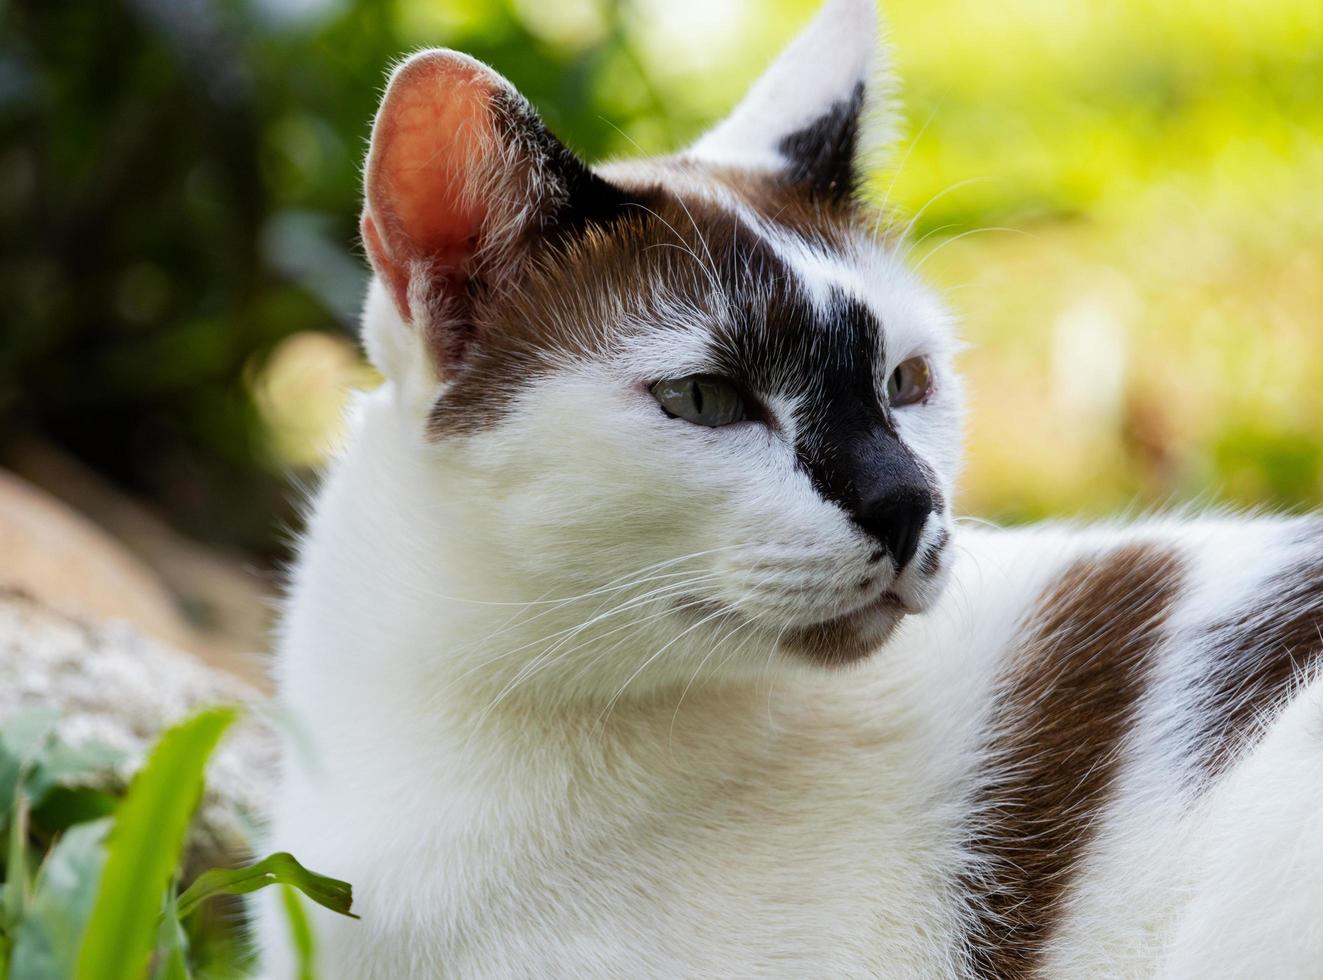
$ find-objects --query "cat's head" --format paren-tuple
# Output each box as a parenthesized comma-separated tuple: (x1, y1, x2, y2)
(356, 0, 963, 683)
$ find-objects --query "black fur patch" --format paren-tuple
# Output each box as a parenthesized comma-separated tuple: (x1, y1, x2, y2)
(429, 176, 925, 516)
(492, 90, 650, 244)
(706, 247, 935, 536)
(777, 81, 866, 203)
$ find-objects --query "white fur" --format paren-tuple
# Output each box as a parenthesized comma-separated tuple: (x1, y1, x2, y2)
(261, 438, 1323, 977)
(689, 0, 896, 177)
(259, 2, 1323, 976)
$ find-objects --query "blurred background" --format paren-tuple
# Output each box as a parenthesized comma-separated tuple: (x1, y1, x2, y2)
(0, 0, 1320, 669)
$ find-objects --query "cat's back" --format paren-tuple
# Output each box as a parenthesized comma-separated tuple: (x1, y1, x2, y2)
(932, 514, 1323, 977)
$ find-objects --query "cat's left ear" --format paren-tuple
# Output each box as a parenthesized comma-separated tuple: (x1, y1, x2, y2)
(687, 0, 894, 204)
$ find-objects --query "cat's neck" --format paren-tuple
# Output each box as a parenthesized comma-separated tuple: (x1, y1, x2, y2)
(272, 389, 999, 974)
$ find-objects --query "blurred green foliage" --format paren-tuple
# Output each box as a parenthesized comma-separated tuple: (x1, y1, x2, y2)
(0, 0, 1319, 559)
(0, 706, 353, 977)
(882, 0, 1323, 519)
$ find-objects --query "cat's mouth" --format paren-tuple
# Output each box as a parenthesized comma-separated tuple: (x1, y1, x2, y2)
(777, 591, 911, 667)
(669, 588, 913, 667)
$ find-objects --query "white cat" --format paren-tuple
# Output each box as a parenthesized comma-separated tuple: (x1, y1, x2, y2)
(260, 1, 1323, 975)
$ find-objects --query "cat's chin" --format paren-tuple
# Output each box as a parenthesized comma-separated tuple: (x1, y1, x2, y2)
(778, 593, 909, 667)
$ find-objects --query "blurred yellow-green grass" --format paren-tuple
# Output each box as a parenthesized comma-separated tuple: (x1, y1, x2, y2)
(256, 0, 1323, 523)
(5, 0, 1318, 546)
(883, 0, 1323, 519)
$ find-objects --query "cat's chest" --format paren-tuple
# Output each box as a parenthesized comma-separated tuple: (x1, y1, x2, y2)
(323, 697, 961, 976)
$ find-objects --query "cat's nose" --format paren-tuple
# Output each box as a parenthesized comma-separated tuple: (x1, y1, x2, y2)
(855, 487, 932, 573)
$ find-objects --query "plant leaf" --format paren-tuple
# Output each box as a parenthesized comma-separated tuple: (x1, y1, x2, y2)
(152, 888, 190, 980)
(75, 706, 237, 980)
(27, 740, 126, 805)
(1, 710, 124, 820)
(32, 786, 119, 832)
(4, 780, 30, 933)
(0, 709, 59, 764)
(280, 885, 316, 980)
(0, 745, 20, 823)
(0, 709, 58, 817)
(177, 851, 356, 921)
(9, 818, 111, 980)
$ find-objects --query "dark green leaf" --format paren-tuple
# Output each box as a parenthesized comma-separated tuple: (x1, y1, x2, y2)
(177, 851, 355, 921)
(32, 786, 120, 833)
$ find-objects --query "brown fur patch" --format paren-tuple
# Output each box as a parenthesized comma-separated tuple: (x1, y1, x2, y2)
(1196, 521, 1323, 775)
(705, 163, 859, 247)
(425, 164, 864, 439)
(426, 189, 727, 437)
(961, 543, 1184, 978)
(778, 593, 907, 666)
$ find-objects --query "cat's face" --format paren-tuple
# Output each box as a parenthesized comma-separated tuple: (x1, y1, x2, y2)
(357, 0, 962, 675)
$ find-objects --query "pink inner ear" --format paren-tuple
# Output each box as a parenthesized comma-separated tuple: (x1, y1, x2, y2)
(363, 53, 500, 321)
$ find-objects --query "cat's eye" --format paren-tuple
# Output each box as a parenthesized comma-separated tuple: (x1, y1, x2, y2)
(650, 375, 747, 427)
(886, 356, 933, 408)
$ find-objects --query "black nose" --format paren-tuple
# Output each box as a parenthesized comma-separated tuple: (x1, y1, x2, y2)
(856, 490, 930, 572)
(801, 419, 935, 574)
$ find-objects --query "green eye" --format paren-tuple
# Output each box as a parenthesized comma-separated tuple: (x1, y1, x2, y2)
(886, 356, 933, 408)
(650, 375, 747, 427)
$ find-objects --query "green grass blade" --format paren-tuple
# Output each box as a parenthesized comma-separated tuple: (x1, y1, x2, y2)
(75, 706, 237, 980)
(280, 885, 316, 980)
(152, 888, 190, 980)
(4, 778, 30, 933)
(176, 851, 355, 922)
(0, 744, 22, 824)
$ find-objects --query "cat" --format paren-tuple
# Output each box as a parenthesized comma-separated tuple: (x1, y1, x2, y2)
(259, 0, 1323, 975)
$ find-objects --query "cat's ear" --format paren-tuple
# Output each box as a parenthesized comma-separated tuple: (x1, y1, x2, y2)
(360, 50, 633, 387)
(687, 0, 894, 203)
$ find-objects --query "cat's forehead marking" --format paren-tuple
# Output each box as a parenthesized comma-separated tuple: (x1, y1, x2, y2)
(744, 215, 867, 314)
(427, 161, 895, 439)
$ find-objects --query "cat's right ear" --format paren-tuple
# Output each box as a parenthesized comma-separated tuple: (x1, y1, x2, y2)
(687, 0, 894, 205)
(359, 50, 632, 397)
